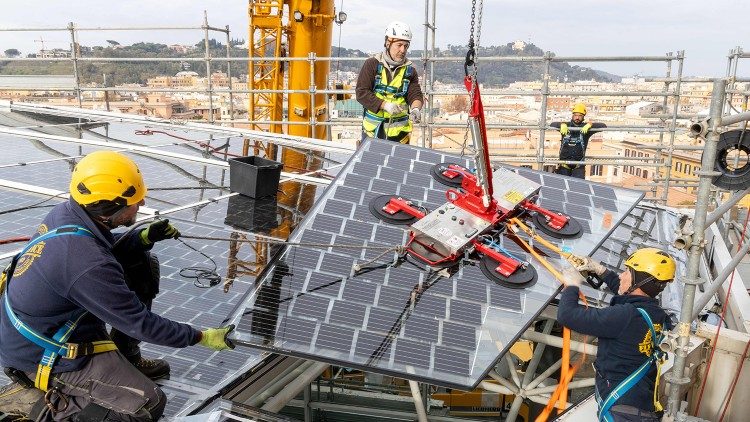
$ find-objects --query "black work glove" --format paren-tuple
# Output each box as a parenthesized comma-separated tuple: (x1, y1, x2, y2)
(139, 219, 180, 245)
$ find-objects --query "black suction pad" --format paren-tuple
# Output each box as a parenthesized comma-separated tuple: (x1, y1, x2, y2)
(531, 211, 583, 239)
(369, 195, 420, 225)
(479, 255, 538, 289)
(431, 162, 469, 188)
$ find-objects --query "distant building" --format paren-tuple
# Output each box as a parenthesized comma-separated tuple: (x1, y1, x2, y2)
(511, 40, 526, 51)
(36, 48, 70, 59)
(625, 101, 663, 117)
(333, 99, 363, 118)
(168, 44, 193, 54)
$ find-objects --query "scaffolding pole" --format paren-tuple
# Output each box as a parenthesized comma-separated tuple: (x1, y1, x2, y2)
(665, 79, 726, 418)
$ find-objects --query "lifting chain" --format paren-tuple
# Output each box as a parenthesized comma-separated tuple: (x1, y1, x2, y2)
(462, 0, 484, 156)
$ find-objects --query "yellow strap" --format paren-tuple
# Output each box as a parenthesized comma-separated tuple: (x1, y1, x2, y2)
(35, 341, 117, 391)
(64, 340, 118, 359)
(35, 363, 52, 392)
(653, 360, 664, 412)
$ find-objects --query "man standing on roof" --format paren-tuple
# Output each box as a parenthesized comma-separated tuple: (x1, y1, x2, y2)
(550, 103, 606, 179)
(557, 248, 676, 422)
(0, 151, 234, 421)
(356, 21, 424, 144)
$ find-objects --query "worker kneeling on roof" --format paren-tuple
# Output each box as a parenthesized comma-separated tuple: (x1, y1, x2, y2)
(558, 248, 676, 422)
(356, 21, 424, 144)
(0, 151, 234, 421)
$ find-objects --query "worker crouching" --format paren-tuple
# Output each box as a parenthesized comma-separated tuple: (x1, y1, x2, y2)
(0, 151, 234, 421)
(558, 248, 676, 421)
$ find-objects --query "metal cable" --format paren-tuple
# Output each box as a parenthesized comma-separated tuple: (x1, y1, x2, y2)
(179, 234, 400, 250)
(176, 237, 221, 288)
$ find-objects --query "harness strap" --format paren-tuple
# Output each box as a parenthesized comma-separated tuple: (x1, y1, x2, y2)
(373, 64, 411, 98)
(596, 307, 665, 421)
(2, 225, 117, 391)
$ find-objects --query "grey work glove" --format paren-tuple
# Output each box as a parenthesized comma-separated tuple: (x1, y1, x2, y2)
(199, 325, 236, 351)
(574, 256, 607, 276)
(409, 107, 421, 124)
(561, 265, 585, 288)
(139, 219, 180, 245)
(381, 101, 404, 115)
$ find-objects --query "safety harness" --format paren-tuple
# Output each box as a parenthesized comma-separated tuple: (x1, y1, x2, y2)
(362, 62, 413, 142)
(596, 307, 666, 422)
(1, 225, 118, 392)
(559, 131, 586, 169)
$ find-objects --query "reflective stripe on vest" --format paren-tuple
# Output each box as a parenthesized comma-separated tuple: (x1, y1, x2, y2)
(362, 63, 413, 140)
(2, 225, 118, 391)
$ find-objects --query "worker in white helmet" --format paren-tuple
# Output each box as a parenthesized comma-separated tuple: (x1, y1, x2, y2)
(356, 21, 424, 144)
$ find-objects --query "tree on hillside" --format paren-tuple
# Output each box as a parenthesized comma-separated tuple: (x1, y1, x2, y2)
(4, 49, 20, 58)
(195, 39, 224, 50)
(106, 40, 120, 47)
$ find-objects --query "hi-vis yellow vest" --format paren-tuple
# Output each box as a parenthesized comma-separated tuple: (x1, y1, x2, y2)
(362, 62, 413, 143)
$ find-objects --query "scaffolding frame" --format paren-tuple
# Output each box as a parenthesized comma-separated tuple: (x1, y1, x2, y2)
(1, 12, 750, 422)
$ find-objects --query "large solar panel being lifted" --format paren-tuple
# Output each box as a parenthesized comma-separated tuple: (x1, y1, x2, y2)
(228, 138, 644, 389)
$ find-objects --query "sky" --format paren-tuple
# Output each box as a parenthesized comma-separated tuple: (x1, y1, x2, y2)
(0, 0, 747, 78)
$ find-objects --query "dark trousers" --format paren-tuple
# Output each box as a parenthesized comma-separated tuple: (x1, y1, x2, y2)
(555, 164, 586, 179)
(31, 351, 166, 421)
(110, 251, 160, 361)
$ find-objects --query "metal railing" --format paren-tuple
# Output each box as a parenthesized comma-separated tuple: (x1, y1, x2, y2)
(2, 9, 750, 422)
(3, 20, 746, 206)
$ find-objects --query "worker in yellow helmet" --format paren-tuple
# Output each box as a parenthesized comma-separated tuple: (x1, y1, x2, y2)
(356, 21, 424, 144)
(550, 102, 607, 179)
(558, 248, 677, 421)
(0, 151, 234, 420)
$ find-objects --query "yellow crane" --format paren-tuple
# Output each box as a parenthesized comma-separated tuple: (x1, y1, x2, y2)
(227, 0, 337, 282)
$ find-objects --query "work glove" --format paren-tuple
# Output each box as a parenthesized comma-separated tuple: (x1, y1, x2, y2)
(409, 107, 421, 124)
(560, 265, 585, 288)
(139, 219, 180, 245)
(381, 101, 404, 116)
(581, 122, 593, 134)
(573, 256, 607, 276)
(199, 324, 236, 351)
(559, 123, 569, 136)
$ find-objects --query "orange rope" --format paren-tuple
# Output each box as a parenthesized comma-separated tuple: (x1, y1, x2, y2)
(506, 219, 591, 421)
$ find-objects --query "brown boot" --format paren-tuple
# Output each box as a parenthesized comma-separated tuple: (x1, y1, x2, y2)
(130, 356, 170, 381)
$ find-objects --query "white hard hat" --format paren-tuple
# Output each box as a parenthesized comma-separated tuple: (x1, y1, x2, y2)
(384, 21, 412, 42)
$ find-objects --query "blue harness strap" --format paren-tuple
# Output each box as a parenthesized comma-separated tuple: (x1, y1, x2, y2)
(1, 225, 118, 391)
(596, 307, 665, 421)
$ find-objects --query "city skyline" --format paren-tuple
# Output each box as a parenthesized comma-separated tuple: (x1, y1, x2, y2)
(0, 0, 746, 78)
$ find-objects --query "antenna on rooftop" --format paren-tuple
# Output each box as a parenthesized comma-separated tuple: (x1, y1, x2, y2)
(34, 37, 45, 51)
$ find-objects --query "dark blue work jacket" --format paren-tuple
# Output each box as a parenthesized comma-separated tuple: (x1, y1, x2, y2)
(557, 270, 670, 412)
(0, 199, 200, 373)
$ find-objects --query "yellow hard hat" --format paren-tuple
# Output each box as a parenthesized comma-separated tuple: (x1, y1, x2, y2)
(572, 103, 587, 115)
(624, 248, 676, 282)
(69, 151, 146, 207)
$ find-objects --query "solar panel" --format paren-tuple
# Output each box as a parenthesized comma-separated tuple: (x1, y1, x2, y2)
(228, 138, 644, 389)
